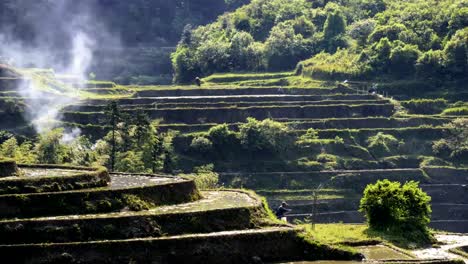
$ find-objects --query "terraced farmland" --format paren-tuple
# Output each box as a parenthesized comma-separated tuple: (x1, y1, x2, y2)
(1, 161, 365, 263)
(0, 70, 467, 236)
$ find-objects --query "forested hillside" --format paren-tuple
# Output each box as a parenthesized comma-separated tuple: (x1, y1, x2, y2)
(172, 0, 467, 83)
(0, 0, 248, 83)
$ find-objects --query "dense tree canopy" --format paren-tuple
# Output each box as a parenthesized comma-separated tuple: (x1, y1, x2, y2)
(172, 0, 468, 83)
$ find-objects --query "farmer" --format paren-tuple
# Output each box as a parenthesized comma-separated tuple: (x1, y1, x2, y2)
(195, 77, 201, 87)
(275, 201, 292, 221)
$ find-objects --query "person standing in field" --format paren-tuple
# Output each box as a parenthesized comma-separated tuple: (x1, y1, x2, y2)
(275, 201, 292, 221)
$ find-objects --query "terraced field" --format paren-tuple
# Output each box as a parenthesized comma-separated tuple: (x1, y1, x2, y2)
(0, 70, 467, 236)
(1, 161, 366, 263)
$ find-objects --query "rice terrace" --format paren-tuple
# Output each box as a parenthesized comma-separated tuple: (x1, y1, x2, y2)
(0, 0, 467, 263)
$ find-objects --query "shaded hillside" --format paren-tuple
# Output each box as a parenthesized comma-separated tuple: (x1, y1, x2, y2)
(172, 0, 467, 84)
(0, 0, 249, 83)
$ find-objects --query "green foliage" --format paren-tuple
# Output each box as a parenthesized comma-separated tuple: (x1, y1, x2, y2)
(367, 132, 402, 157)
(207, 124, 239, 156)
(171, 0, 334, 82)
(122, 194, 154, 211)
(171, 47, 201, 84)
(359, 180, 432, 244)
(316, 153, 338, 163)
(115, 151, 146, 173)
(323, 10, 348, 53)
(299, 49, 363, 80)
(35, 129, 66, 164)
(442, 107, 468, 116)
(181, 164, 219, 189)
(0, 137, 37, 163)
(295, 0, 468, 82)
(401, 99, 448, 115)
(433, 118, 468, 161)
(64, 136, 98, 166)
(297, 128, 319, 143)
(239, 118, 291, 155)
(443, 27, 468, 78)
(190, 136, 213, 153)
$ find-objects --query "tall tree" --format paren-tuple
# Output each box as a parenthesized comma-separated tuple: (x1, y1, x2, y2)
(105, 101, 122, 172)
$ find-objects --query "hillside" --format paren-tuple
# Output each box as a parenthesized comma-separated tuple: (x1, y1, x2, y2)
(0, 0, 468, 261)
(172, 0, 467, 87)
(0, 0, 249, 84)
(0, 68, 467, 235)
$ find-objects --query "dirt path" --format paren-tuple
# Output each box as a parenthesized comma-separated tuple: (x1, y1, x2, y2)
(412, 234, 468, 263)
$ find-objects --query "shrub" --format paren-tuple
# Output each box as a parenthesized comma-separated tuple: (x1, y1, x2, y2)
(359, 180, 432, 243)
(115, 151, 146, 173)
(182, 164, 219, 189)
(316, 153, 337, 163)
(433, 118, 468, 161)
(208, 124, 238, 150)
(239, 118, 292, 155)
(367, 132, 402, 157)
(297, 128, 319, 144)
(401, 99, 448, 115)
(190, 136, 213, 154)
(35, 129, 66, 164)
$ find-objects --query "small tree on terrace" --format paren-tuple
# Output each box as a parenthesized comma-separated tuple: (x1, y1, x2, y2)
(359, 180, 433, 244)
(239, 118, 292, 156)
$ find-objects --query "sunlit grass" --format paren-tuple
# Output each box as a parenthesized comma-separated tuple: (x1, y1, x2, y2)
(301, 223, 376, 245)
(299, 223, 436, 249)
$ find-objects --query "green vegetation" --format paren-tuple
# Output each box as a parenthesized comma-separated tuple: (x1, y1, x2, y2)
(180, 164, 219, 190)
(174, 0, 467, 88)
(432, 118, 468, 162)
(0, 1, 250, 83)
(367, 132, 402, 157)
(359, 180, 434, 247)
(449, 246, 468, 258)
(239, 117, 292, 155)
(302, 224, 378, 245)
(172, 0, 341, 82)
(303, 223, 440, 250)
(401, 99, 448, 115)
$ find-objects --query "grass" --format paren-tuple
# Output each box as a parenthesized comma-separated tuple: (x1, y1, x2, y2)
(201, 72, 336, 88)
(298, 223, 434, 249)
(300, 223, 379, 245)
(441, 106, 468, 116)
(257, 188, 358, 200)
(449, 247, 468, 258)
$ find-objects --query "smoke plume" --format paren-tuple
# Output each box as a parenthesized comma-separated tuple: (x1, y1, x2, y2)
(0, 1, 120, 138)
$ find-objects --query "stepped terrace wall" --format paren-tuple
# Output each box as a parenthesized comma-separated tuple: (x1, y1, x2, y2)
(81, 94, 378, 105)
(0, 190, 266, 244)
(0, 159, 19, 177)
(64, 99, 390, 112)
(0, 78, 28, 91)
(63, 103, 395, 125)
(0, 165, 110, 194)
(0, 176, 200, 219)
(135, 86, 353, 97)
(220, 169, 428, 190)
(155, 116, 451, 133)
(0, 227, 361, 264)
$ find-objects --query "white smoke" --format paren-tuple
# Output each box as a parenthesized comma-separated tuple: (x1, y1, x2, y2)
(0, 2, 119, 139)
(60, 127, 82, 145)
(68, 31, 95, 81)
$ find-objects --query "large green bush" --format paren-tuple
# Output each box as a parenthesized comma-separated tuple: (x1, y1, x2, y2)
(359, 180, 432, 243)
(239, 118, 292, 155)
